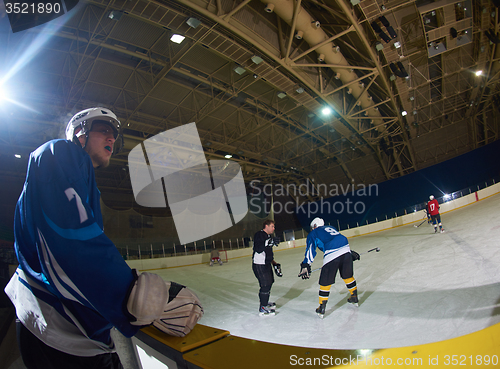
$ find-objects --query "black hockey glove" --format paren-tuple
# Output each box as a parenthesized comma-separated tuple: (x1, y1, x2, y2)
(272, 237, 280, 246)
(273, 263, 283, 277)
(351, 250, 360, 261)
(298, 262, 311, 279)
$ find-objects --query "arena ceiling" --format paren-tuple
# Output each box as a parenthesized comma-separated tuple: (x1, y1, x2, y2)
(1, 0, 500, 217)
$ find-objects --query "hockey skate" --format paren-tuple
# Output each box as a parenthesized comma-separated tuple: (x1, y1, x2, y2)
(259, 306, 275, 316)
(209, 260, 214, 266)
(434, 228, 438, 233)
(266, 302, 276, 311)
(347, 291, 359, 307)
(440, 228, 445, 233)
(316, 301, 327, 319)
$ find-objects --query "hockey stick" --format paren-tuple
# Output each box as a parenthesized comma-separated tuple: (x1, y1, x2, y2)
(360, 247, 380, 255)
(413, 218, 427, 228)
(310, 248, 380, 274)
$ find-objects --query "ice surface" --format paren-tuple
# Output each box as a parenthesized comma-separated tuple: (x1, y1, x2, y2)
(153, 194, 500, 350)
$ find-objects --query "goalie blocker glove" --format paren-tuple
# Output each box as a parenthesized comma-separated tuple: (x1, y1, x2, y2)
(298, 262, 311, 279)
(273, 263, 283, 277)
(125, 270, 203, 337)
(351, 250, 360, 261)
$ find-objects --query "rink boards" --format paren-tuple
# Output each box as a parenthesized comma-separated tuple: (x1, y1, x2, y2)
(132, 321, 500, 369)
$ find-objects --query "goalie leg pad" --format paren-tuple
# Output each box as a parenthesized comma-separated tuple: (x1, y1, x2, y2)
(153, 284, 204, 337)
(127, 271, 169, 326)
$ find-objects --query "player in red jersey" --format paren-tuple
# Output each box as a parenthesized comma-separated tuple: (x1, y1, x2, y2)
(427, 195, 445, 233)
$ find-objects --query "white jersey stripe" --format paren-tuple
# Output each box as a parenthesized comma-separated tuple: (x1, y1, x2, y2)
(38, 229, 92, 307)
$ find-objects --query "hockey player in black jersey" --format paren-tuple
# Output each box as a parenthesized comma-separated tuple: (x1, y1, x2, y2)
(252, 220, 283, 316)
(298, 218, 360, 318)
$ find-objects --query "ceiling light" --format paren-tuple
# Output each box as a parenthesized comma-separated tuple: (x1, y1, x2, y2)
(295, 85, 304, 94)
(225, 154, 232, 158)
(394, 41, 401, 49)
(233, 66, 246, 75)
(186, 17, 201, 28)
(401, 110, 408, 116)
(264, 3, 274, 13)
(322, 107, 332, 116)
(475, 70, 483, 76)
(15, 154, 21, 159)
(108, 11, 123, 21)
(277, 91, 287, 99)
(251, 55, 263, 64)
(170, 34, 185, 44)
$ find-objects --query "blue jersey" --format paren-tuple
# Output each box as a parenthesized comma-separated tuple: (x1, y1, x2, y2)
(5, 139, 139, 356)
(302, 226, 350, 266)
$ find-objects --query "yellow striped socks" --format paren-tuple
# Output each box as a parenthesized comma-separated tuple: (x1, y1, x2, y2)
(319, 284, 331, 304)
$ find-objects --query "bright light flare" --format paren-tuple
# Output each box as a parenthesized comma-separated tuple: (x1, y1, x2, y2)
(321, 107, 332, 116)
(0, 5, 81, 113)
(475, 70, 483, 77)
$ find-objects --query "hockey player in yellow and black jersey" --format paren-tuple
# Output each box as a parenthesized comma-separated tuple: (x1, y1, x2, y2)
(298, 217, 360, 318)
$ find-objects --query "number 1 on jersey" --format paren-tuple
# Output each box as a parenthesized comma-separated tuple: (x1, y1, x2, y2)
(64, 188, 88, 224)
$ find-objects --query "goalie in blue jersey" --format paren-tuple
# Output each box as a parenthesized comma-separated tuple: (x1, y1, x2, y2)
(5, 108, 203, 369)
(298, 217, 360, 318)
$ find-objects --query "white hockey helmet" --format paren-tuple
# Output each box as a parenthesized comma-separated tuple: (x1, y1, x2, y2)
(66, 107, 123, 152)
(310, 217, 325, 229)
(429, 195, 434, 200)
